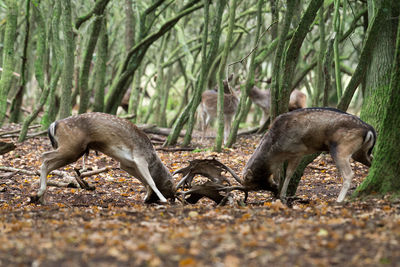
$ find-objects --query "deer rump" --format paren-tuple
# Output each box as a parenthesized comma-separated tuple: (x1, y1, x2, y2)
(242, 107, 376, 202)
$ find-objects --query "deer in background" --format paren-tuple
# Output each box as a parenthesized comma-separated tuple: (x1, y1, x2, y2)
(248, 86, 307, 125)
(32, 112, 175, 204)
(242, 108, 376, 203)
(200, 78, 239, 144)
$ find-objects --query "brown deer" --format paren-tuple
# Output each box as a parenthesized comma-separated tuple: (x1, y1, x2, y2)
(32, 112, 175, 204)
(200, 79, 239, 144)
(242, 108, 376, 203)
(248, 87, 307, 125)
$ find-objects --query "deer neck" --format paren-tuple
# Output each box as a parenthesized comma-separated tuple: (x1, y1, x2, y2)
(147, 153, 175, 198)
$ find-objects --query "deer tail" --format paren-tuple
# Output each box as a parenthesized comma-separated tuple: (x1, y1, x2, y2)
(363, 129, 376, 156)
(48, 121, 58, 149)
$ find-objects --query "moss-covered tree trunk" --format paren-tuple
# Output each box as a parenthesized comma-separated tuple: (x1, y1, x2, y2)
(104, 1, 202, 114)
(277, 0, 323, 117)
(168, 0, 224, 146)
(41, 0, 62, 126)
(360, 0, 398, 132)
(78, 14, 105, 114)
(93, 17, 108, 112)
(180, 0, 224, 146)
(355, 13, 400, 196)
(9, 0, 30, 123)
(226, 0, 263, 148)
(270, 0, 295, 121)
(59, 0, 75, 118)
(214, 0, 237, 152)
(0, 0, 18, 126)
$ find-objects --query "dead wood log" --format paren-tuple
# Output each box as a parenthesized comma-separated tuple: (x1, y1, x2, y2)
(0, 141, 16, 155)
(138, 124, 186, 137)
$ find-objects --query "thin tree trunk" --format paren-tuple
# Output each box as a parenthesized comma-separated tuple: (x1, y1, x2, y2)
(59, 0, 75, 118)
(214, 0, 236, 152)
(333, 0, 343, 101)
(313, 7, 325, 106)
(278, 0, 324, 116)
(92, 17, 108, 113)
(169, 0, 224, 146)
(270, 0, 295, 121)
(0, 0, 18, 126)
(226, 0, 263, 148)
(41, 0, 62, 127)
(78, 15, 104, 114)
(9, 0, 30, 123)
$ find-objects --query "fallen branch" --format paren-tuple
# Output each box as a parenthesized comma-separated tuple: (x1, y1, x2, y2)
(0, 124, 41, 137)
(156, 147, 195, 152)
(138, 124, 186, 137)
(0, 166, 109, 190)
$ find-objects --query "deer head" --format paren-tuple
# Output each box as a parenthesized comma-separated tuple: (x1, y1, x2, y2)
(34, 112, 175, 204)
(242, 108, 376, 202)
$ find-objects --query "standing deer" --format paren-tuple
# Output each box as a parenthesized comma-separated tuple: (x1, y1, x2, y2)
(200, 79, 239, 144)
(33, 112, 175, 204)
(242, 108, 376, 202)
(248, 86, 307, 125)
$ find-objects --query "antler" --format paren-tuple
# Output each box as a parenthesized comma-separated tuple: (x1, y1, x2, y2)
(174, 158, 247, 205)
(174, 158, 243, 190)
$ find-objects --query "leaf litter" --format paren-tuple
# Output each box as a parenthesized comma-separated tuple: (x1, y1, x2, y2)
(1, 133, 400, 266)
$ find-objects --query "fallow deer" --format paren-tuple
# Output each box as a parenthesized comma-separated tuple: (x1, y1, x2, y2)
(248, 87, 307, 125)
(200, 79, 239, 144)
(33, 112, 175, 204)
(242, 108, 376, 203)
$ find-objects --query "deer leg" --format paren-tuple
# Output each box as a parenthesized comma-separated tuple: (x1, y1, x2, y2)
(201, 109, 209, 142)
(122, 157, 168, 203)
(330, 143, 355, 202)
(279, 157, 302, 201)
(334, 156, 354, 202)
(37, 149, 81, 203)
(224, 115, 233, 145)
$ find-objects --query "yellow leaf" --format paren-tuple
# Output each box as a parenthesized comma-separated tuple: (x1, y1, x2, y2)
(179, 257, 196, 266)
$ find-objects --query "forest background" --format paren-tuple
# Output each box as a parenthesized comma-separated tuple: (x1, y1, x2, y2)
(0, 0, 400, 265)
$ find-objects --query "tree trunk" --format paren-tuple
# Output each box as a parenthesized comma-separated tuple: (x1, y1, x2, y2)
(360, 0, 398, 131)
(214, 0, 236, 152)
(41, 0, 62, 127)
(333, 0, 343, 101)
(104, 1, 202, 114)
(0, 0, 18, 126)
(270, 0, 295, 121)
(59, 0, 75, 118)
(93, 17, 108, 112)
(169, 0, 224, 146)
(9, 0, 30, 123)
(226, 0, 263, 147)
(78, 15, 104, 114)
(337, 3, 387, 111)
(355, 13, 400, 196)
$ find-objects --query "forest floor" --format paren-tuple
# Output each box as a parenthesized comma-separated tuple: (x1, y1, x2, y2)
(1, 125, 400, 267)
